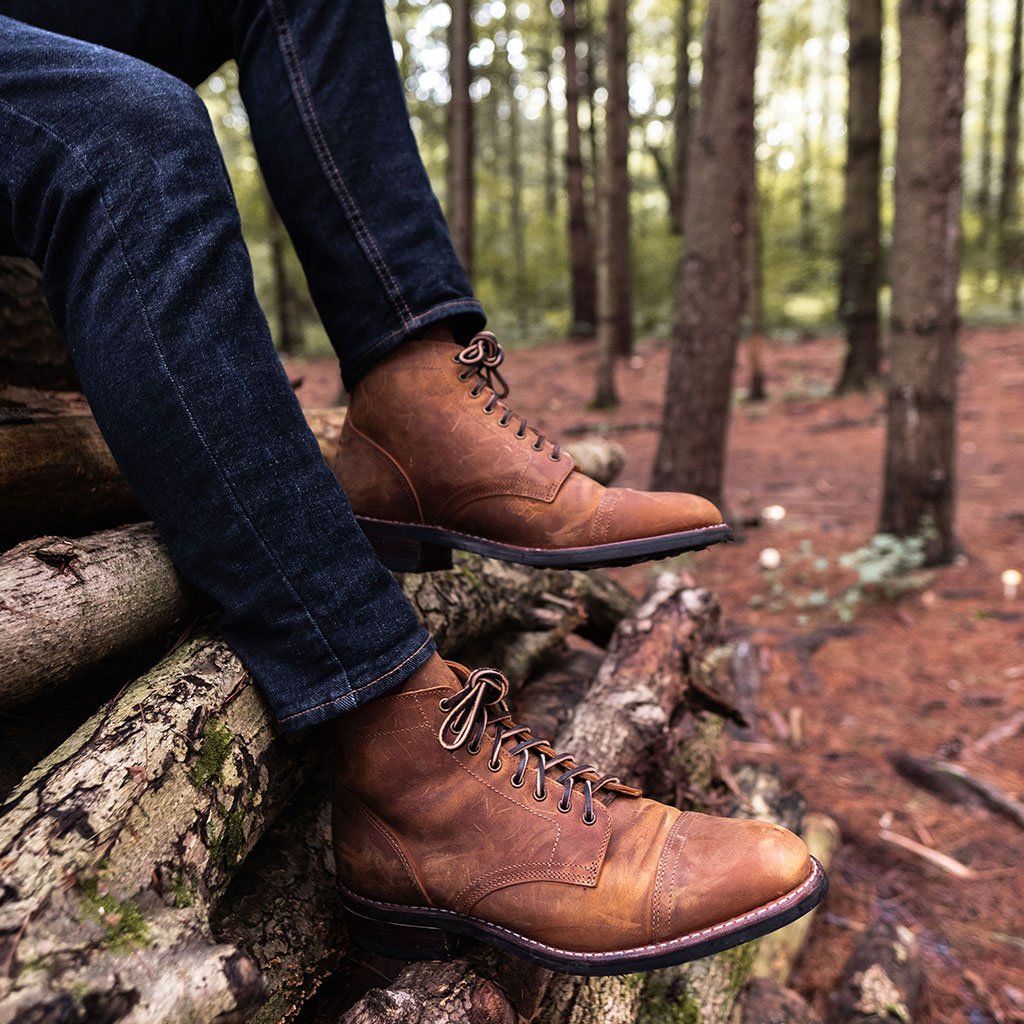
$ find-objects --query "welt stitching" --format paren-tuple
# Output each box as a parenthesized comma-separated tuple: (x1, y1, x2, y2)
(0, 98, 356, 693)
(264, 0, 415, 327)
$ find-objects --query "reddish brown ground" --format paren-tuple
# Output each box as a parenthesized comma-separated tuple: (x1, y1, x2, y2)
(287, 327, 1024, 1023)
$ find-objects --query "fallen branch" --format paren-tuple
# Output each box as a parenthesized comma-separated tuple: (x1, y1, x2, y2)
(888, 752, 1024, 831)
(878, 828, 977, 880)
(959, 709, 1024, 759)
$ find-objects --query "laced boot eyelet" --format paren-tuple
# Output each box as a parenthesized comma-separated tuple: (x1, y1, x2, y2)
(467, 739, 482, 755)
(533, 441, 544, 452)
(457, 370, 472, 382)
(488, 757, 502, 773)
(498, 413, 512, 428)
(510, 772, 526, 789)
(533, 788, 547, 802)
(438, 697, 451, 712)
(557, 797, 572, 814)
(482, 402, 495, 415)
(549, 451, 560, 461)
(582, 809, 597, 826)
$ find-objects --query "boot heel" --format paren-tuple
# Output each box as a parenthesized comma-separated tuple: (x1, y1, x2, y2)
(359, 523, 453, 573)
(341, 902, 460, 961)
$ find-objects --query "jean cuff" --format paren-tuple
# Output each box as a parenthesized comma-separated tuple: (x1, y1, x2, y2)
(341, 298, 486, 391)
(275, 627, 436, 731)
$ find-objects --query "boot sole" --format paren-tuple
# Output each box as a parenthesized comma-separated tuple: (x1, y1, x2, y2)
(357, 516, 734, 573)
(338, 856, 827, 976)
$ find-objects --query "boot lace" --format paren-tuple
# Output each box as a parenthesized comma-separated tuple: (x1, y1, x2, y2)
(453, 333, 561, 460)
(437, 667, 621, 825)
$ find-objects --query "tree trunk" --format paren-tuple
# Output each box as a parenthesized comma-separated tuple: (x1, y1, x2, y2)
(671, 0, 693, 235)
(0, 257, 78, 390)
(506, 37, 529, 339)
(835, 0, 883, 395)
(599, 0, 634, 359)
(562, 0, 599, 337)
(977, 0, 997, 240)
(999, 0, 1024, 303)
(448, 0, 475, 280)
(543, 59, 559, 218)
(880, 0, 965, 565)
(747, 151, 768, 402)
(651, 0, 759, 506)
(266, 198, 301, 356)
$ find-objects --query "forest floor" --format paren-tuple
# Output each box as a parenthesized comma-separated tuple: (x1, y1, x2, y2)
(286, 326, 1024, 1024)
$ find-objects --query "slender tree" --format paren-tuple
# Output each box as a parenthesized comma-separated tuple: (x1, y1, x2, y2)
(835, 0, 883, 394)
(599, 0, 634, 357)
(670, 0, 693, 234)
(505, 38, 528, 338)
(265, 198, 301, 355)
(999, 0, 1024, 302)
(542, 59, 558, 218)
(651, 0, 759, 504)
(448, 0, 475, 280)
(561, 0, 598, 335)
(977, 0, 997, 235)
(881, 0, 966, 565)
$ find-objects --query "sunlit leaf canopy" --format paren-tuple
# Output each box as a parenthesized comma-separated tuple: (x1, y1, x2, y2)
(199, 0, 1023, 356)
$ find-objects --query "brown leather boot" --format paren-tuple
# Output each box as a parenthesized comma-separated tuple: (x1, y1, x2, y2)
(330, 331, 731, 571)
(332, 656, 827, 975)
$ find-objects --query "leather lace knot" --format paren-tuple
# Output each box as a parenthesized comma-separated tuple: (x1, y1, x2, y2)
(454, 333, 561, 460)
(438, 667, 621, 825)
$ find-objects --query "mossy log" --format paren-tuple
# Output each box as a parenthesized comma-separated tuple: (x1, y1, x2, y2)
(344, 575, 761, 1024)
(826, 912, 925, 1024)
(0, 523, 191, 709)
(1, 399, 626, 543)
(0, 552, 634, 1022)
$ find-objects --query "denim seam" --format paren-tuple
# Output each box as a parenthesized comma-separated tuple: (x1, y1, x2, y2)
(358, 298, 486, 359)
(263, 0, 416, 330)
(278, 634, 431, 724)
(0, 97, 357, 691)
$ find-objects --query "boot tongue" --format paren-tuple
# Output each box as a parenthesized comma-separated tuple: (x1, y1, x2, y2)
(394, 653, 464, 696)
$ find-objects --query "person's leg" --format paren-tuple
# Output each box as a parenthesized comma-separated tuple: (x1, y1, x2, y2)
(0, 14, 434, 729)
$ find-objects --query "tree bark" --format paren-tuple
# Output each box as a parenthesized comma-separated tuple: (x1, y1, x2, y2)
(670, 0, 693, 235)
(741, 979, 823, 1024)
(880, 0, 965, 565)
(836, 0, 883, 395)
(505, 34, 529, 339)
(0, 524, 191, 709)
(651, 0, 759, 506)
(977, 0, 997, 240)
(562, 0, 599, 336)
(0, 257, 78, 390)
(448, 0, 475, 280)
(598, 0, 634, 359)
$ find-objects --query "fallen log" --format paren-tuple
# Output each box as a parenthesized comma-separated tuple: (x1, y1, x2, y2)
(1, 402, 628, 542)
(0, 545, 630, 1022)
(343, 575, 762, 1024)
(826, 912, 925, 1024)
(752, 812, 841, 984)
(1, 517, 632, 709)
(0, 523, 191, 709)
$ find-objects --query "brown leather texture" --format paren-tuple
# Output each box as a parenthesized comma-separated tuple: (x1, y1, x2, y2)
(332, 656, 812, 954)
(332, 336, 723, 550)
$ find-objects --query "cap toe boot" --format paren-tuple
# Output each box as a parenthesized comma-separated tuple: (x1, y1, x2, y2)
(331, 655, 827, 974)
(331, 333, 732, 571)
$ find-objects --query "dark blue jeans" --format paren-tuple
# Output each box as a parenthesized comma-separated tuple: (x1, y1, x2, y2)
(0, 2, 487, 729)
